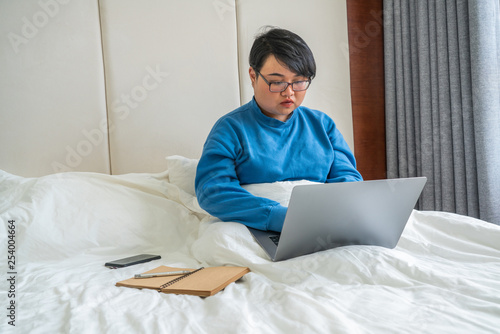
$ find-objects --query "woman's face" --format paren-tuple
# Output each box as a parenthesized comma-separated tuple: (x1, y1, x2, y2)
(249, 55, 309, 122)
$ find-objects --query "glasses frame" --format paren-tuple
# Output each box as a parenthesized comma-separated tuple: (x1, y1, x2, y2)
(254, 69, 311, 93)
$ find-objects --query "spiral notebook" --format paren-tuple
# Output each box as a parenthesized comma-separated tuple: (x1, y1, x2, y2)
(116, 265, 250, 297)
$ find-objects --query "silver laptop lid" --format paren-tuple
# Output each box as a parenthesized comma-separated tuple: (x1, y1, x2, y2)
(272, 177, 427, 261)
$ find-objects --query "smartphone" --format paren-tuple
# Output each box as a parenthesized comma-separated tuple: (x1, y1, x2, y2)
(105, 254, 161, 268)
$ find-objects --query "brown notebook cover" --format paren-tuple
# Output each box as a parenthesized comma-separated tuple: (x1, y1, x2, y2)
(116, 265, 250, 297)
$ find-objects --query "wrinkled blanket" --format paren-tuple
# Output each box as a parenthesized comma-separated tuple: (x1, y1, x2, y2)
(1, 156, 499, 333)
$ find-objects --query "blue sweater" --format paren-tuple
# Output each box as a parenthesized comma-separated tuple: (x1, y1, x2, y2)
(195, 98, 362, 232)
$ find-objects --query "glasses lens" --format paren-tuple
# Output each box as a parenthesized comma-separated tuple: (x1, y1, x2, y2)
(292, 81, 310, 91)
(267, 80, 311, 92)
(269, 82, 288, 92)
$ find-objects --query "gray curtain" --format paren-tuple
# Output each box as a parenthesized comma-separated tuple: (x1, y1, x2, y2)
(384, 0, 500, 225)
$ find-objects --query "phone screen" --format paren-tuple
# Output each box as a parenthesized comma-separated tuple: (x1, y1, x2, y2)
(105, 254, 161, 268)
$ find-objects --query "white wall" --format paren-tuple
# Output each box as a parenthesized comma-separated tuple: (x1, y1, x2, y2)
(98, 0, 240, 174)
(0, 0, 109, 175)
(0, 0, 353, 176)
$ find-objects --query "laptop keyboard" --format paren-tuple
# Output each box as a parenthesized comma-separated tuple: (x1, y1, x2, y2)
(269, 235, 280, 246)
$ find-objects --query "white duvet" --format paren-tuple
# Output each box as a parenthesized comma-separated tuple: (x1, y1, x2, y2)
(1, 156, 500, 334)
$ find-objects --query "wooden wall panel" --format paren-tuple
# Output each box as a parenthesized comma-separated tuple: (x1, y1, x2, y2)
(347, 0, 386, 180)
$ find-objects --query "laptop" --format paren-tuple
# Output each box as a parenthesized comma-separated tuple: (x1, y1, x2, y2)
(248, 177, 427, 261)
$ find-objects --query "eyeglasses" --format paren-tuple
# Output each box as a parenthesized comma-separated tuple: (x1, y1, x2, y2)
(254, 69, 311, 93)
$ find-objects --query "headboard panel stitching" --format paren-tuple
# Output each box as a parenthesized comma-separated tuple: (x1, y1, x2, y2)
(96, 0, 113, 175)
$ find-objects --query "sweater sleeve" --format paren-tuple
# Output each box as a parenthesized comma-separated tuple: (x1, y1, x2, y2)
(195, 125, 287, 232)
(326, 120, 364, 183)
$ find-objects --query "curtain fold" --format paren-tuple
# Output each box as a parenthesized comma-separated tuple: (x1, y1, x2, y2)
(384, 0, 500, 224)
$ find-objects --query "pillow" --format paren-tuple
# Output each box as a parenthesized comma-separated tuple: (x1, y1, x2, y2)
(165, 155, 319, 204)
(165, 155, 199, 196)
(242, 180, 318, 207)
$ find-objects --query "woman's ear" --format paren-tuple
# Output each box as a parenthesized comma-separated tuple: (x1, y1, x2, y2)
(249, 67, 257, 87)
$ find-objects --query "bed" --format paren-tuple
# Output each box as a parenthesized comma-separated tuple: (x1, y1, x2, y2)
(1, 155, 500, 333)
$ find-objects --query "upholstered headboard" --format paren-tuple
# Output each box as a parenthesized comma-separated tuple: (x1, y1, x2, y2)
(0, 0, 356, 177)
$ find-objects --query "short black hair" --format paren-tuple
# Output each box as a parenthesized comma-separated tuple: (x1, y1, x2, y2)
(249, 27, 316, 80)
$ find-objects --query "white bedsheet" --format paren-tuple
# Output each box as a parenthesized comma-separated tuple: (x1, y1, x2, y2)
(1, 157, 500, 334)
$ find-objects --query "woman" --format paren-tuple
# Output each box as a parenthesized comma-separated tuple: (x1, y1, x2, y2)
(195, 27, 362, 232)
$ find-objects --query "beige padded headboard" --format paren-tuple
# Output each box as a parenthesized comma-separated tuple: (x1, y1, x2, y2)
(0, 0, 353, 177)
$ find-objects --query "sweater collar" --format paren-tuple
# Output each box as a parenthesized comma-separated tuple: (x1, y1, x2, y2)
(250, 97, 297, 128)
